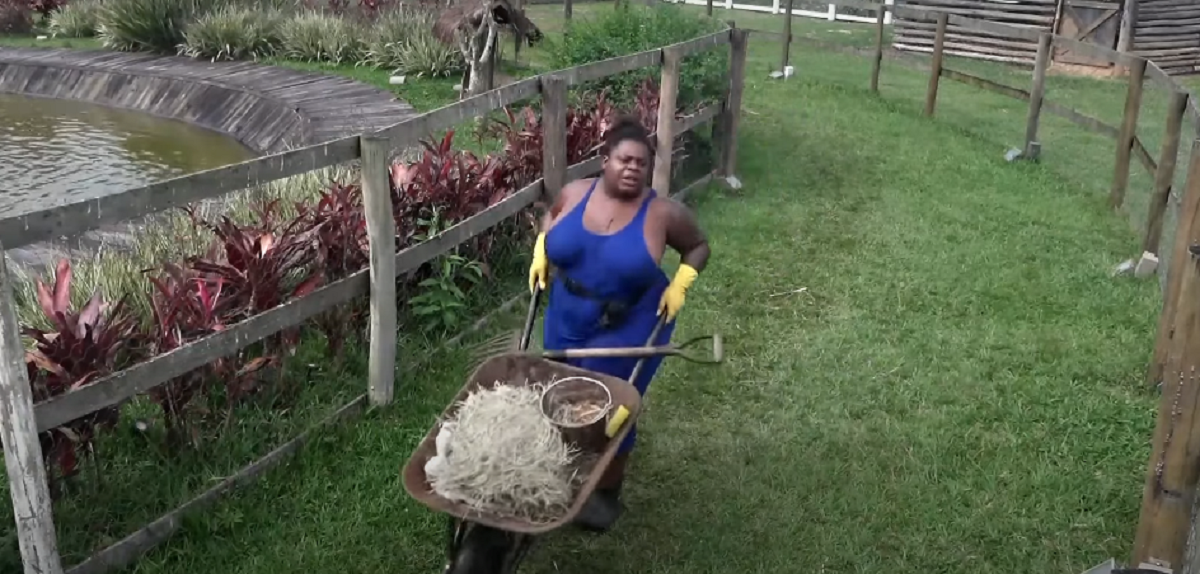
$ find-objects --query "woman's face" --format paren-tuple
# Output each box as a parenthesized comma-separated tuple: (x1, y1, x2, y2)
(603, 139, 650, 199)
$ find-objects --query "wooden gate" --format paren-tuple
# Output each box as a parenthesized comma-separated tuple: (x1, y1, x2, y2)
(1053, 0, 1124, 66)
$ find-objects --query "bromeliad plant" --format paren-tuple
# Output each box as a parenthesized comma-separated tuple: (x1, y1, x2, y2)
(22, 260, 143, 496)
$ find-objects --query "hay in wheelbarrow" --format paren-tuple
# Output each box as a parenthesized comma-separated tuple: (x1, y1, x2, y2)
(424, 382, 592, 524)
(403, 355, 642, 533)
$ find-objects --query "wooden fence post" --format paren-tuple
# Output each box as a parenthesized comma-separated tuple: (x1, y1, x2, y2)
(869, 5, 886, 93)
(1134, 248, 1200, 572)
(1023, 32, 1052, 159)
(360, 136, 397, 407)
(0, 245, 66, 574)
(1150, 138, 1200, 389)
(564, 0, 572, 22)
(1144, 90, 1190, 256)
(706, 0, 713, 16)
(542, 74, 568, 201)
(923, 13, 948, 118)
(1111, 56, 1147, 210)
(780, 0, 794, 72)
(720, 28, 749, 179)
(654, 46, 683, 195)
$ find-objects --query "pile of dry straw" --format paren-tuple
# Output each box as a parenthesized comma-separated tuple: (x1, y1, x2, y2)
(424, 382, 587, 522)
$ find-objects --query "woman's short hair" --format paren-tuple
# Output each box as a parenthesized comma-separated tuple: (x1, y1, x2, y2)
(600, 115, 654, 157)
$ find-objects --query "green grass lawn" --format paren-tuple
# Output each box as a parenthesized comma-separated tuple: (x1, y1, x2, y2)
(0, 5, 1174, 574)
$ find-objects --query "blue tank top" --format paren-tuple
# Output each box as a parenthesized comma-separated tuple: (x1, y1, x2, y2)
(543, 179, 668, 339)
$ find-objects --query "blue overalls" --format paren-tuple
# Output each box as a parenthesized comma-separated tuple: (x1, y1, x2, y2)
(543, 179, 676, 455)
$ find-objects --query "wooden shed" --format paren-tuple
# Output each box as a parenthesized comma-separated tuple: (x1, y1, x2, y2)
(891, 0, 1200, 76)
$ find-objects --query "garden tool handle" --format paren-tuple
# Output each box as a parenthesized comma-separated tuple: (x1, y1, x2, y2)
(537, 335, 723, 362)
(518, 285, 541, 352)
(626, 316, 667, 384)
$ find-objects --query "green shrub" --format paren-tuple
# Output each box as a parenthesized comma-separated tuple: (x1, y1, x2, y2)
(277, 10, 362, 64)
(97, 0, 219, 52)
(546, 2, 728, 107)
(180, 5, 281, 61)
(49, 0, 104, 37)
(361, 5, 462, 77)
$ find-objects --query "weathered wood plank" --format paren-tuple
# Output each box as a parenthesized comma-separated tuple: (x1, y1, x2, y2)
(1112, 58, 1148, 210)
(654, 47, 684, 195)
(0, 136, 360, 250)
(941, 67, 1030, 101)
(360, 136, 397, 407)
(559, 49, 663, 87)
(1025, 33, 1052, 159)
(0, 245, 65, 574)
(1144, 90, 1189, 256)
(392, 182, 543, 276)
(1042, 100, 1121, 138)
(541, 74, 568, 202)
(924, 13, 949, 117)
(676, 104, 721, 135)
(721, 28, 749, 177)
(1150, 138, 1200, 388)
(372, 78, 541, 152)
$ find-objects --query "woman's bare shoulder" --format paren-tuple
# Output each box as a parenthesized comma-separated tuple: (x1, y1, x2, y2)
(548, 178, 595, 222)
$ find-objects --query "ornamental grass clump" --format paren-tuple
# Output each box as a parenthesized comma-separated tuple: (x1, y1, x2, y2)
(426, 383, 582, 523)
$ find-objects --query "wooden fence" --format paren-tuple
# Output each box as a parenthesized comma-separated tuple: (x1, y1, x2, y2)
(891, 0, 1057, 65)
(671, 0, 894, 24)
(0, 26, 749, 574)
(1130, 0, 1200, 76)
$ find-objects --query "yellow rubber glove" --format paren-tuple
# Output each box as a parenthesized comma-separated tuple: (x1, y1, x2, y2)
(529, 231, 548, 293)
(658, 264, 698, 321)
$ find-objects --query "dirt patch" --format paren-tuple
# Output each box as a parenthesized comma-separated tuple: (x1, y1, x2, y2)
(1048, 62, 1125, 79)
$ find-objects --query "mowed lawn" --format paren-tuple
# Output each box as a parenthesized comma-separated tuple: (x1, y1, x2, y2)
(108, 12, 1167, 574)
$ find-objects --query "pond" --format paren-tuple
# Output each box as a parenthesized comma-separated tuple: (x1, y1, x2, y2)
(0, 93, 254, 217)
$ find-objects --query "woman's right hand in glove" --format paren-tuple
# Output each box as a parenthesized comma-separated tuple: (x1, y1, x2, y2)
(529, 231, 548, 293)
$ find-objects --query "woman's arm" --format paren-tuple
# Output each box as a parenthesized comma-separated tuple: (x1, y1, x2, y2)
(665, 200, 710, 272)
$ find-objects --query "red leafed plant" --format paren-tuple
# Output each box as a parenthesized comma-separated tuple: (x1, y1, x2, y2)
(184, 200, 323, 325)
(633, 77, 661, 133)
(22, 259, 142, 494)
(566, 90, 617, 165)
(293, 180, 371, 356)
(391, 130, 511, 244)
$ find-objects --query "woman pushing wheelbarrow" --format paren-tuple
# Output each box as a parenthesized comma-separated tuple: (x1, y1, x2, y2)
(402, 116, 717, 573)
(530, 115, 712, 531)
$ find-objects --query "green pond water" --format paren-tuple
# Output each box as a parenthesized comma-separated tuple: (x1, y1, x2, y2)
(0, 93, 254, 217)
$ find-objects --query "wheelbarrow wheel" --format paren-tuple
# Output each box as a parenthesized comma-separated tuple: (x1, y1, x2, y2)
(446, 523, 533, 574)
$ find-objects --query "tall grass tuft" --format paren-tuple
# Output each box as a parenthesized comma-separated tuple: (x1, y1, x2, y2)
(49, 0, 105, 37)
(362, 5, 462, 77)
(180, 5, 282, 61)
(277, 10, 362, 64)
(96, 0, 220, 52)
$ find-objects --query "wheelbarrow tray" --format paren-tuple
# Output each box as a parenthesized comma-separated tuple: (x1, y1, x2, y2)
(401, 353, 643, 535)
